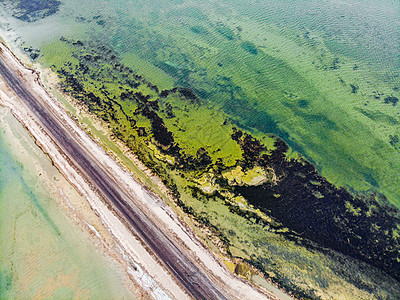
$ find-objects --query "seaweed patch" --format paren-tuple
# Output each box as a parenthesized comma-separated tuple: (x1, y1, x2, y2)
(235, 136, 400, 282)
(1, 0, 61, 22)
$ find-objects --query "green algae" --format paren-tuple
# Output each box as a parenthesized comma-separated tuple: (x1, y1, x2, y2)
(23, 1, 400, 297)
(13, 0, 400, 206)
(85, 3, 400, 205)
(121, 52, 174, 91)
(41, 38, 400, 299)
(42, 38, 244, 172)
(158, 96, 243, 166)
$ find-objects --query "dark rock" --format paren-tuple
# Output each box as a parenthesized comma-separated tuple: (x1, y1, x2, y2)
(29, 52, 39, 60)
(137, 127, 147, 137)
(178, 87, 200, 103)
(72, 40, 84, 46)
(196, 147, 212, 166)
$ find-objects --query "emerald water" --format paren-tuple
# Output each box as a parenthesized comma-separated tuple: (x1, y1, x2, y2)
(0, 110, 134, 299)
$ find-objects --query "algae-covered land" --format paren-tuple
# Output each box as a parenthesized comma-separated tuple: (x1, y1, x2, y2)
(2, 0, 400, 298)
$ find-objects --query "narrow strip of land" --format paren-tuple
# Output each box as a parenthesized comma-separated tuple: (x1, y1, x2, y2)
(0, 55, 230, 299)
(0, 41, 280, 299)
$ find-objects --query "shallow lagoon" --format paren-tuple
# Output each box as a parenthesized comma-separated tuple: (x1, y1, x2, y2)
(0, 109, 134, 299)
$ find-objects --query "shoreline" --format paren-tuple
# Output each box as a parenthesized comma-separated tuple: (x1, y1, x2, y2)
(0, 40, 187, 300)
(0, 105, 142, 299)
(36, 41, 290, 300)
(0, 37, 280, 299)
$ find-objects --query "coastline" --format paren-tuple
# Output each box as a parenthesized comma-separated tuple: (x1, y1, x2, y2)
(0, 0, 399, 298)
(39, 63, 289, 300)
(0, 105, 142, 299)
(0, 41, 169, 299)
(0, 38, 280, 299)
(0, 39, 188, 300)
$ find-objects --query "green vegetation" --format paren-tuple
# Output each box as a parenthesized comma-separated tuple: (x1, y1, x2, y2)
(40, 37, 400, 299)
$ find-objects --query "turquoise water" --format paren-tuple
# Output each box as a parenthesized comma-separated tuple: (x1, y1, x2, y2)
(0, 110, 134, 299)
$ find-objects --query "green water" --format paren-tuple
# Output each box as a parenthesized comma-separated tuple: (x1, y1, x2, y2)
(4, 0, 397, 204)
(0, 0, 399, 298)
(0, 110, 134, 299)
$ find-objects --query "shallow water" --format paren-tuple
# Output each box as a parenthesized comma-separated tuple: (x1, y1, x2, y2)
(0, 0, 399, 297)
(5, 0, 396, 203)
(0, 109, 134, 299)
